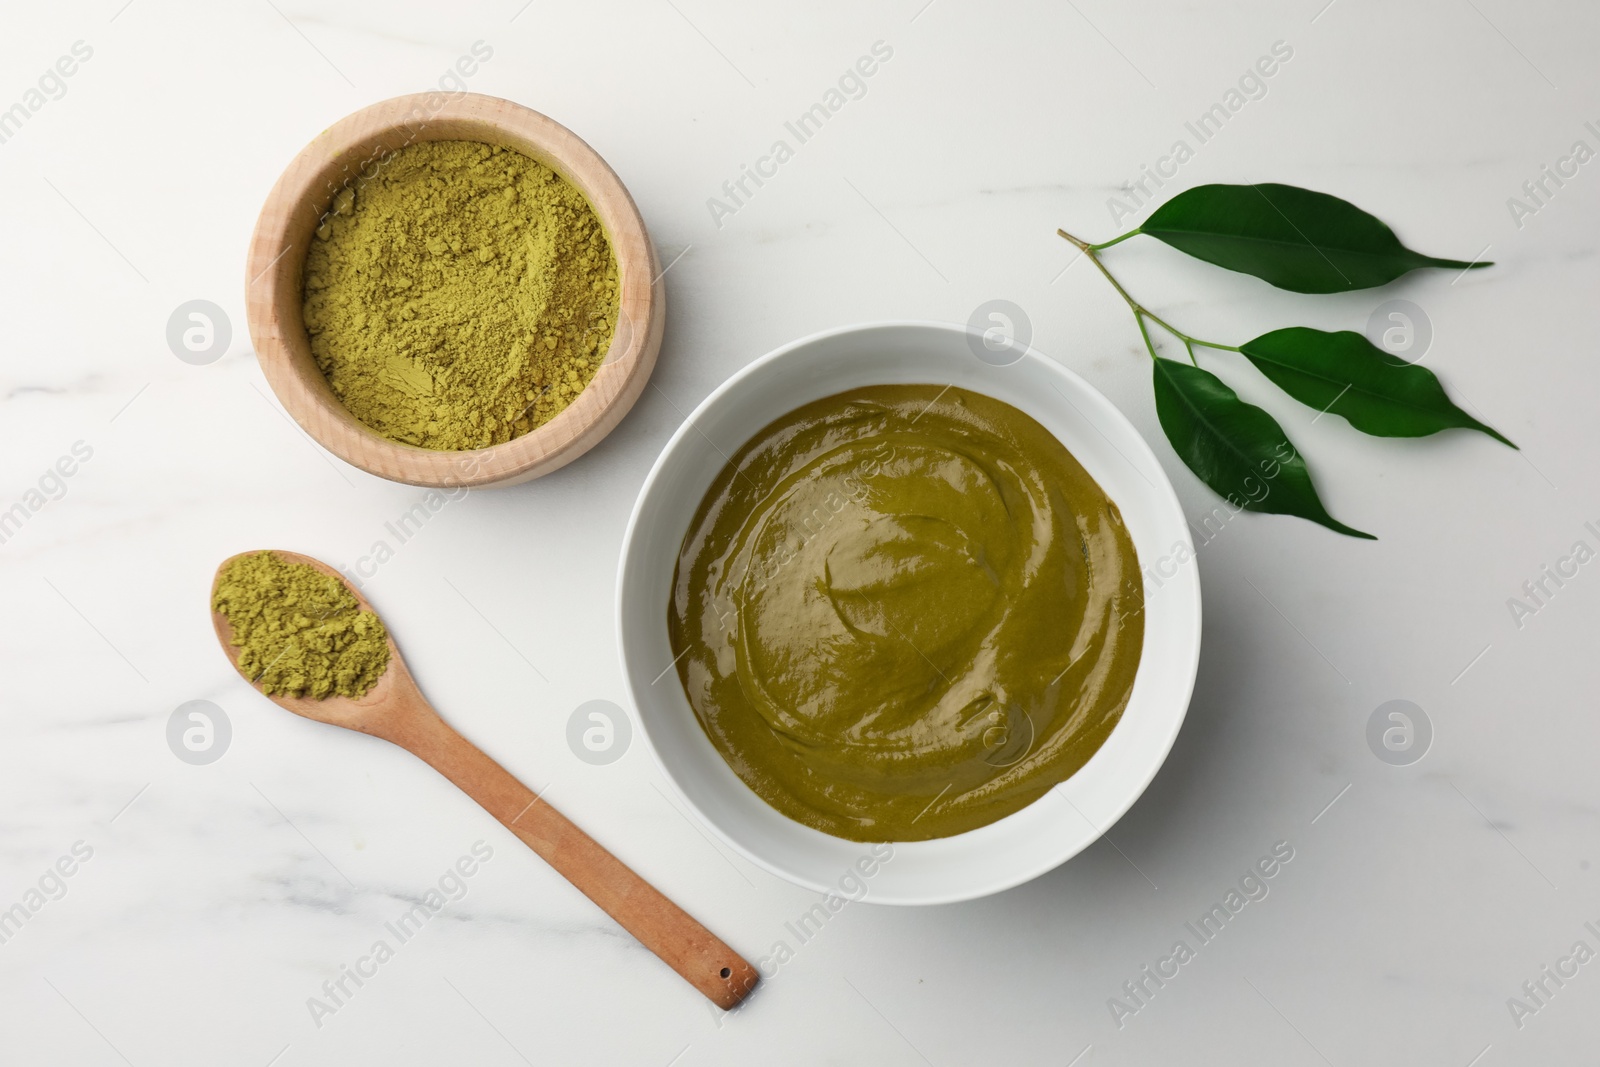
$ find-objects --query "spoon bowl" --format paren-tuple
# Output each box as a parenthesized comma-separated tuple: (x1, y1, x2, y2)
(211, 550, 427, 739)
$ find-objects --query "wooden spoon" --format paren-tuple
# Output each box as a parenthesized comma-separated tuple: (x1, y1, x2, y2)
(210, 550, 758, 1010)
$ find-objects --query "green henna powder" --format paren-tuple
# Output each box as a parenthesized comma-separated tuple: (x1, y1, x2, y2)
(302, 140, 621, 451)
(214, 551, 390, 699)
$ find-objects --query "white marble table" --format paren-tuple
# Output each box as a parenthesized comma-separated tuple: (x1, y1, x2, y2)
(3, 1, 1597, 1063)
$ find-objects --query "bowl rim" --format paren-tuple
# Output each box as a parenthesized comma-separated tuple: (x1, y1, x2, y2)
(617, 320, 1202, 905)
(244, 92, 664, 489)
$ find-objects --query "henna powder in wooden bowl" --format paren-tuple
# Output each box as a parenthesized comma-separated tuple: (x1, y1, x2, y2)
(302, 139, 620, 451)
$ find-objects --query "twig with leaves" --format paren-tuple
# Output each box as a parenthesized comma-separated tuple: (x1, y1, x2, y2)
(1060, 182, 1513, 540)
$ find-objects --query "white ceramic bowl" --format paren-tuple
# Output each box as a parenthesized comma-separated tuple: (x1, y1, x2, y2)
(617, 322, 1201, 905)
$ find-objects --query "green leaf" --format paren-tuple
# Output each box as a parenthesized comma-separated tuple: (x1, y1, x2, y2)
(1152, 357, 1375, 539)
(1138, 183, 1490, 294)
(1239, 327, 1515, 446)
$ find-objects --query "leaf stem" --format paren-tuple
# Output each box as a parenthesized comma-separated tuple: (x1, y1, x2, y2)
(1057, 228, 1241, 362)
(1089, 229, 1140, 251)
(1132, 310, 1161, 363)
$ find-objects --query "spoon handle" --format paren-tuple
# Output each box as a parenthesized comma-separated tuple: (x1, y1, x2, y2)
(391, 710, 759, 1010)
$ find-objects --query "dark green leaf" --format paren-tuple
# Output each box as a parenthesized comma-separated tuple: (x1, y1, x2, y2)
(1152, 357, 1375, 539)
(1139, 183, 1490, 293)
(1239, 327, 1515, 446)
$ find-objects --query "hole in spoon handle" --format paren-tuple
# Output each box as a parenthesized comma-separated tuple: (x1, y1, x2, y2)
(710, 958, 760, 1010)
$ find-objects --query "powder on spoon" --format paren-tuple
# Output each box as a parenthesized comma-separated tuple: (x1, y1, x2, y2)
(214, 551, 390, 699)
(302, 140, 621, 451)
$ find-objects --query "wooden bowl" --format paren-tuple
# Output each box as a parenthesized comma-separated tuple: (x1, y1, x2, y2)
(244, 93, 664, 488)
